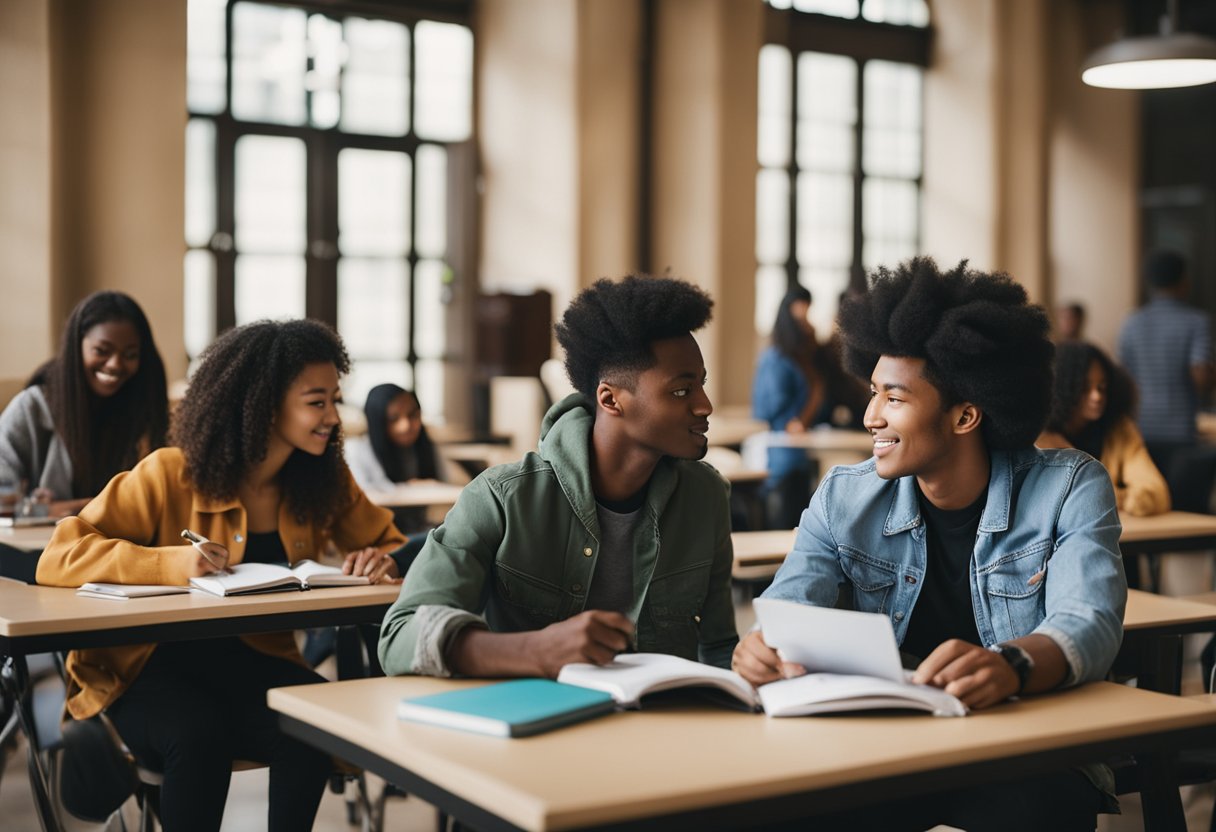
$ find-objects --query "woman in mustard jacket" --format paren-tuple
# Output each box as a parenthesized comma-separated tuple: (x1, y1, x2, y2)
(37, 319, 405, 832)
(1038, 340, 1170, 517)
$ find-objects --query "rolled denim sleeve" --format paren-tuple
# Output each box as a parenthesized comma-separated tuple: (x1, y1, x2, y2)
(760, 473, 847, 608)
(1036, 457, 1127, 686)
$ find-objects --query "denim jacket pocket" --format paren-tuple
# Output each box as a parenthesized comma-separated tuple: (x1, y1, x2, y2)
(639, 560, 711, 659)
(981, 541, 1051, 639)
(838, 547, 899, 614)
(493, 562, 563, 629)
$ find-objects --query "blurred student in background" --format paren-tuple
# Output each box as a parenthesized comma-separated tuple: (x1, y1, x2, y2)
(1054, 302, 1086, 342)
(1038, 341, 1170, 519)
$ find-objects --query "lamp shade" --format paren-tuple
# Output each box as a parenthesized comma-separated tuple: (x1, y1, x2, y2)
(1081, 31, 1216, 89)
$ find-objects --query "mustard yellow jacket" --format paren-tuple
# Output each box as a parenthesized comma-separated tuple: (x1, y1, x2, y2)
(36, 447, 404, 718)
(1100, 417, 1171, 517)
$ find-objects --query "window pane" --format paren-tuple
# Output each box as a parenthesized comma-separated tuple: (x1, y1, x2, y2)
(187, 0, 227, 114)
(342, 18, 409, 136)
(416, 145, 447, 259)
(862, 0, 929, 27)
(798, 267, 850, 337)
(863, 60, 922, 177)
(797, 53, 856, 172)
(231, 3, 307, 125)
(184, 250, 216, 358)
(415, 21, 473, 141)
(756, 169, 789, 265)
(796, 171, 853, 268)
(414, 259, 447, 359)
(758, 45, 791, 168)
(339, 149, 411, 257)
(234, 255, 306, 323)
(307, 14, 343, 130)
(338, 258, 408, 359)
(185, 119, 215, 248)
(755, 265, 788, 337)
(862, 177, 918, 268)
(235, 135, 306, 253)
(345, 361, 413, 413)
(792, 0, 859, 17)
(415, 358, 445, 423)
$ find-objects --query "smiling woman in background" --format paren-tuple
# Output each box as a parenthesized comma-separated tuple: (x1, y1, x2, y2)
(0, 290, 168, 517)
(1038, 340, 1170, 518)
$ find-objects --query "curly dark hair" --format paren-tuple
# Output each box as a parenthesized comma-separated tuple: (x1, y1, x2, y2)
(1045, 341, 1135, 446)
(171, 319, 352, 526)
(555, 275, 714, 398)
(837, 257, 1054, 450)
(29, 291, 168, 496)
(364, 384, 438, 482)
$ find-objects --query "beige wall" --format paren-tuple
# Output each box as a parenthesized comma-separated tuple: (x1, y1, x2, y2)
(0, 0, 55, 378)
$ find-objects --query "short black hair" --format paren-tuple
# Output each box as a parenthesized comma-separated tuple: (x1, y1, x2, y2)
(1046, 341, 1135, 437)
(1143, 249, 1186, 289)
(555, 275, 714, 398)
(172, 319, 352, 526)
(837, 257, 1054, 450)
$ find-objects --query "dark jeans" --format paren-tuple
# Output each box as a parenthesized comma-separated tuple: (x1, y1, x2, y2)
(107, 637, 331, 832)
(760, 768, 1104, 831)
(1146, 441, 1216, 514)
(763, 467, 815, 530)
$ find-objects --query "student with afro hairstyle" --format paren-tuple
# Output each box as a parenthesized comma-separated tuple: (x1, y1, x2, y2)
(733, 258, 1126, 830)
(379, 275, 738, 678)
(37, 319, 405, 832)
(1038, 340, 1169, 518)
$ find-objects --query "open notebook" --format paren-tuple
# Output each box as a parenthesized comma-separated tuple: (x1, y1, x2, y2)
(75, 560, 367, 600)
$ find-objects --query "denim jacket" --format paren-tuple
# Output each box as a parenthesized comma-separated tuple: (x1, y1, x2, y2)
(378, 394, 739, 676)
(763, 447, 1127, 687)
(752, 347, 813, 482)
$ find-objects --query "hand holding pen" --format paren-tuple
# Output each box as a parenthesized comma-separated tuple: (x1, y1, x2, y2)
(180, 529, 231, 577)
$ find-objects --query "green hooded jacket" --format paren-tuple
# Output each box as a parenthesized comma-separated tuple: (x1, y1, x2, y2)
(378, 394, 739, 676)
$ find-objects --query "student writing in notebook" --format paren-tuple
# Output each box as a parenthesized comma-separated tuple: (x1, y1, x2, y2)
(732, 259, 1127, 831)
(378, 275, 738, 678)
(37, 319, 405, 832)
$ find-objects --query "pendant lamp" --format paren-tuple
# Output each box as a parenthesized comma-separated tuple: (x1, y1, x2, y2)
(1081, 0, 1216, 89)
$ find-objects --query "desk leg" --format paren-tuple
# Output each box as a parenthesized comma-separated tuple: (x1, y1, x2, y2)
(1136, 634, 1184, 695)
(1136, 751, 1186, 832)
(1, 655, 63, 832)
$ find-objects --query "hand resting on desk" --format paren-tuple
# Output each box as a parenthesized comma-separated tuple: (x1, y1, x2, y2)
(341, 545, 401, 584)
(446, 610, 636, 678)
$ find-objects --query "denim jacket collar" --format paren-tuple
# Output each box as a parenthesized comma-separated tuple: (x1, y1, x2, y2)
(883, 450, 1015, 537)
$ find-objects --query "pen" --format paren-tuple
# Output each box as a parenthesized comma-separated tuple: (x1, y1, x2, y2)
(181, 529, 230, 574)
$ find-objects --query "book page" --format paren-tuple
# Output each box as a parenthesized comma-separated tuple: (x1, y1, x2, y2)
(758, 673, 966, 717)
(753, 598, 905, 682)
(189, 562, 302, 596)
(77, 583, 191, 599)
(558, 653, 758, 709)
(289, 559, 368, 587)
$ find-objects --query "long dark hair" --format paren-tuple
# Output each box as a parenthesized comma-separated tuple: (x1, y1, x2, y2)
(1046, 341, 1136, 445)
(171, 319, 352, 527)
(365, 384, 438, 482)
(29, 291, 168, 496)
(772, 286, 816, 364)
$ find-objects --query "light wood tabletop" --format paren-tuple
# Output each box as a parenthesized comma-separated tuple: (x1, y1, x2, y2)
(365, 480, 465, 510)
(0, 521, 59, 552)
(270, 677, 1216, 831)
(1124, 589, 1216, 631)
(753, 428, 875, 454)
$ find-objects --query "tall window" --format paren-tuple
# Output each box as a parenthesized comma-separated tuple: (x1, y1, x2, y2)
(185, 0, 473, 413)
(756, 0, 929, 337)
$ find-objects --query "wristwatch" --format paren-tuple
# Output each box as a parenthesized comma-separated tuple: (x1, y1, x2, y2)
(989, 643, 1034, 695)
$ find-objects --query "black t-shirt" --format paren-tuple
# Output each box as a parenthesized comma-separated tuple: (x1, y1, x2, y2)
(243, 530, 288, 564)
(900, 484, 986, 663)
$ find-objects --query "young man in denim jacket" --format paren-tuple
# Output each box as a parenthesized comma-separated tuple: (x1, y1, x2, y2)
(379, 275, 738, 678)
(733, 258, 1126, 831)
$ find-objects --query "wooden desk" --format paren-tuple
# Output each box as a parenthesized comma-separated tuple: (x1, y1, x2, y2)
(704, 414, 768, 448)
(755, 428, 875, 455)
(365, 480, 465, 511)
(271, 677, 1215, 831)
(1121, 589, 1216, 694)
(0, 581, 401, 832)
(0, 522, 58, 552)
(439, 443, 518, 476)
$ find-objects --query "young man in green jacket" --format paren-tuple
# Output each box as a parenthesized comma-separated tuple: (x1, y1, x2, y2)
(378, 275, 738, 678)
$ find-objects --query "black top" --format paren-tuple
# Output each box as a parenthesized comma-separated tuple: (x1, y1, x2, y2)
(900, 485, 986, 662)
(243, 530, 288, 565)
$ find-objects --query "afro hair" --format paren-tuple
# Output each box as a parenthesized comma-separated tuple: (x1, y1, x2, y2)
(555, 275, 713, 398)
(837, 257, 1054, 450)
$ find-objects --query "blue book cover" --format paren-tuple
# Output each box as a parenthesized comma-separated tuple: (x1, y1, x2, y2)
(397, 679, 616, 738)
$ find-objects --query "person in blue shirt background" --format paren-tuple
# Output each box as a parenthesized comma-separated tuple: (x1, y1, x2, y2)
(735, 258, 1126, 831)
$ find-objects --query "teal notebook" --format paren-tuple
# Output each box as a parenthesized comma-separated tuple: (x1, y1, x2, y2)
(397, 679, 616, 738)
